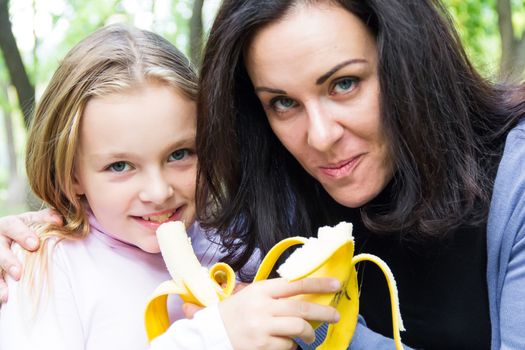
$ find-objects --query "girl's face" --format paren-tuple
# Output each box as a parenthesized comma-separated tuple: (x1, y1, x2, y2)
(73, 81, 197, 253)
(246, 3, 394, 208)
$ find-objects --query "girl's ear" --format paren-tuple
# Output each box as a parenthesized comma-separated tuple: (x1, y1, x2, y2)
(72, 169, 85, 196)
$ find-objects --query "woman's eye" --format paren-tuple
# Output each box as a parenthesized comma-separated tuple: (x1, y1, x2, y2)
(108, 161, 130, 172)
(169, 149, 189, 161)
(271, 97, 297, 112)
(332, 77, 358, 94)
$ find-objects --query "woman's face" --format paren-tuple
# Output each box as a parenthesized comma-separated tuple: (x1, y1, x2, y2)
(246, 2, 394, 208)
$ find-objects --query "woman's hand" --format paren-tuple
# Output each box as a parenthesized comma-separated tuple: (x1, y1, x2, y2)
(218, 277, 340, 350)
(0, 208, 62, 302)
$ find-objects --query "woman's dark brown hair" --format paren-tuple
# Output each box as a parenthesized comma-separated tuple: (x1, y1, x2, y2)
(196, 0, 525, 273)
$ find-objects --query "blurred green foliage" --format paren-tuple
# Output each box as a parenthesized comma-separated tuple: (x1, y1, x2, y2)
(444, 0, 525, 77)
(0, 0, 524, 215)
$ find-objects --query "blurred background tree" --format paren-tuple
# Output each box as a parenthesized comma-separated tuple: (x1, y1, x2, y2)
(0, 0, 524, 216)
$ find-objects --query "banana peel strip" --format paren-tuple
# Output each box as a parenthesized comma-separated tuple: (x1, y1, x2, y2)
(352, 254, 405, 345)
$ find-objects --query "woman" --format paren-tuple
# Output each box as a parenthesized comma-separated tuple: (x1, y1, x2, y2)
(2, 0, 525, 348)
(194, 0, 525, 348)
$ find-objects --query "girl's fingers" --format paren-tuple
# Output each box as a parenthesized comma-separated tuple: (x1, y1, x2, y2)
(181, 303, 203, 319)
(271, 298, 340, 324)
(268, 317, 316, 344)
(254, 336, 298, 350)
(263, 277, 340, 298)
(232, 282, 248, 294)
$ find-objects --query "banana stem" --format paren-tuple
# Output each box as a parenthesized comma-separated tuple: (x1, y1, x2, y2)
(351, 253, 405, 350)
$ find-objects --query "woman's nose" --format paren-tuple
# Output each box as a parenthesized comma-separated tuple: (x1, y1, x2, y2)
(306, 102, 344, 152)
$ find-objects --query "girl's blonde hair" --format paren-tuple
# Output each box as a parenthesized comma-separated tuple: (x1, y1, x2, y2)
(22, 24, 198, 310)
(27, 24, 197, 237)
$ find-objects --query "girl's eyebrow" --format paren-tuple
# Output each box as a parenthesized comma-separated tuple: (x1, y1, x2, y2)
(94, 152, 133, 160)
(316, 58, 367, 85)
(91, 135, 196, 161)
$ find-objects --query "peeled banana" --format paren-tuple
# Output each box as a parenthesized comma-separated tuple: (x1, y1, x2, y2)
(144, 221, 236, 340)
(144, 221, 405, 350)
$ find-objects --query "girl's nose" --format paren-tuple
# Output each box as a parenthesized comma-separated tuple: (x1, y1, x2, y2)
(138, 172, 174, 204)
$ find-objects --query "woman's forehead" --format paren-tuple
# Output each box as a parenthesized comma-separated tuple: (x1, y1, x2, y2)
(245, 2, 377, 84)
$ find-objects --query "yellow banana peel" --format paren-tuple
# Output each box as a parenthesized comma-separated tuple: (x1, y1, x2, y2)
(144, 221, 405, 350)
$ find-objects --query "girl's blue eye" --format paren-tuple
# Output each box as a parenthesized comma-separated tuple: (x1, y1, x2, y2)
(332, 77, 357, 94)
(108, 161, 130, 172)
(271, 97, 297, 112)
(169, 149, 189, 161)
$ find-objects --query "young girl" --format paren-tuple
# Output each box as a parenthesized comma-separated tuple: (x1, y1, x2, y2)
(0, 25, 339, 350)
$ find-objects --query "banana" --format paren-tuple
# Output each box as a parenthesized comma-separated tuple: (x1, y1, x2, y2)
(144, 221, 236, 340)
(253, 222, 405, 349)
(144, 221, 405, 350)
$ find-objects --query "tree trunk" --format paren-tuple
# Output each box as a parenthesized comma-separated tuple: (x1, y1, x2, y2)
(496, 0, 525, 80)
(190, 0, 204, 67)
(1, 84, 26, 207)
(0, 0, 35, 127)
(513, 31, 525, 80)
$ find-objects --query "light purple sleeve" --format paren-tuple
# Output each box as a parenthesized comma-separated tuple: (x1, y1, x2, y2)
(486, 119, 525, 349)
(347, 315, 414, 350)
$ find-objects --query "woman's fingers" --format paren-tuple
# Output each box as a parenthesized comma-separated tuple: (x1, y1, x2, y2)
(0, 273, 8, 303)
(0, 209, 60, 251)
(19, 208, 63, 235)
(0, 209, 62, 282)
(0, 214, 37, 281)
(0, 235, 23, 282)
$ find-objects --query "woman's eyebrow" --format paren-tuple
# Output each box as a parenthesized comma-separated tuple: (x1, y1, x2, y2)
(316, 58, 367, 85)
(254, 86, 287, 94)
(253, 58, 368, 94)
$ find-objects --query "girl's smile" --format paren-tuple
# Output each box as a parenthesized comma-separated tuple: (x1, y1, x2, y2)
(132, 206, 187, 230)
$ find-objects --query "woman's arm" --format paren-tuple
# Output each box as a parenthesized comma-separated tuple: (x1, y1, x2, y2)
(0, 209, 61, 302)
(487, 119, 525, 348)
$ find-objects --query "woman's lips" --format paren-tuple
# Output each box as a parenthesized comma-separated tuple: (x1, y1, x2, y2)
(319, 155, 363, 179)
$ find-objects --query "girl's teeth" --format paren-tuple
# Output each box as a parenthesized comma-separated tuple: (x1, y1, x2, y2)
(142, 212, 173, 222)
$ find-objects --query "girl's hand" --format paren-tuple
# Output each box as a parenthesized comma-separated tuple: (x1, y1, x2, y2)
(219, 277, 341, 350)
(0, 209, 62, 302)
(181, 282, 251, 319)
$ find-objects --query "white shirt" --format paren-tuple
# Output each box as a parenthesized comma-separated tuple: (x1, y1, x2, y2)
(0, 220, 237, 350)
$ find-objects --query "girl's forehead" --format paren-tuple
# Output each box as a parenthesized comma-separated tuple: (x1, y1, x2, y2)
(78, 83, 196, 160)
